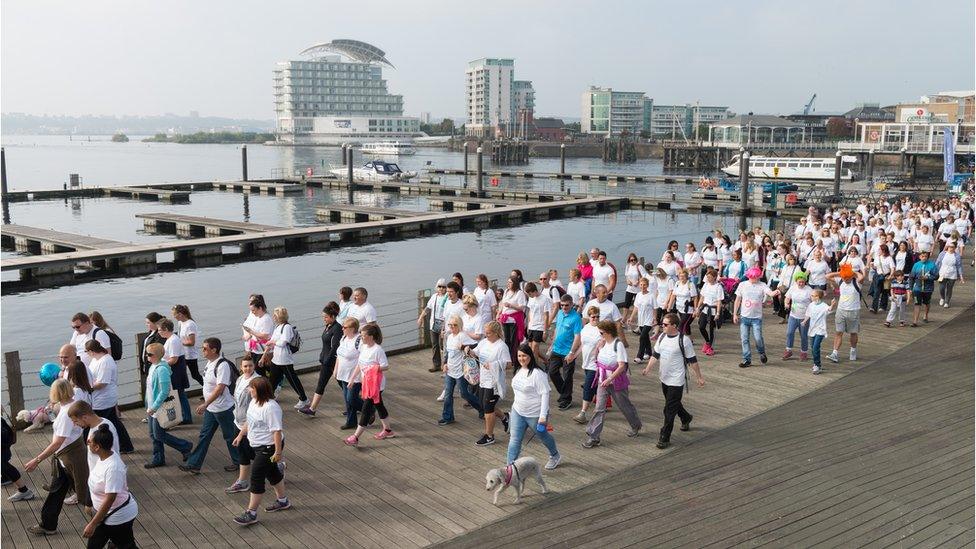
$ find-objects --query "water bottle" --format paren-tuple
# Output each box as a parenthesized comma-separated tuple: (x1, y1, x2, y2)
(536, 422, 547, 433)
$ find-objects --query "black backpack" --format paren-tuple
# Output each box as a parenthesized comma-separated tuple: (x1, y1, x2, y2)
(656, 333, 692, 392)
(216, 357, 240, 396)
(283, 323, 302, 353)
(95, 328, 124, 361)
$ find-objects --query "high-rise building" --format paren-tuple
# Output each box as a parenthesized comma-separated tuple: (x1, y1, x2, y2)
(648, 104, 731, 139)
(513, 80, 535, 139)
(466, 58, 515, 137)
(581, 87, 647, 136)
(274, 39, 421, 144)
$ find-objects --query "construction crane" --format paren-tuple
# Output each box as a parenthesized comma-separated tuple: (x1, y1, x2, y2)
(802, 94, 817, 115)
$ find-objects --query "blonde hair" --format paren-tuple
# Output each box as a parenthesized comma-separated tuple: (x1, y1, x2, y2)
(586, 306, 601, 317)
(576, 252, 588, 265)
(446, 314, 463, 328)
(145, 342, 165, 361)
(484, 320, 503, 339)
(50, 378, 73, 404)
(342, 317, 360, 332)
(273, 306, 289, 324)
(461, 294, 478, 309)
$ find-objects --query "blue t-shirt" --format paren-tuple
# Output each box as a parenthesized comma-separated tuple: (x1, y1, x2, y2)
(910, 260, 937, 293)
(552, 310, 583, 356)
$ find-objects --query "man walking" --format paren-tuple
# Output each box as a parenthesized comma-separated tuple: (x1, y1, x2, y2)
(642, 313, 705, 449)
(547, 295, 583, 410)
(732, 267, 778, 368)
(909, 250, 938, 326)
(180, 338, 240, 475)
(827, 264, 866, 363)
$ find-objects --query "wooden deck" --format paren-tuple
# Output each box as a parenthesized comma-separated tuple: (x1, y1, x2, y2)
(136, 213, 283, 237)
(2, 265, 971, 548)
(0, 224, 127, 254)
(315, 204, 426, 223)
(102, 187, 190, 202)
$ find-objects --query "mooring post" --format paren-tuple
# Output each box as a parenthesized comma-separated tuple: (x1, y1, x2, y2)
(241, 145, 248, 182)
(833, 150, 843, 197)
(899, 147, 907, 172)
(476, 146, 484, 197)
(347, 146, 355, 204)
(463, 143, 469, 188)
(739, 151, 751, 225)
(135, 332, 148, 403)
(867, 149, 875, 181)
(560, 143, 566, 176)
(4, 351, 24, 415)
(0, 147, 8, 202)
(341, 144, 348, 167)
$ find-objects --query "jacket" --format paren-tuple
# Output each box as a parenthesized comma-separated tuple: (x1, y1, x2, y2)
(48, 435, 91, 507)
(319, 321, 343, 369)
(145, 362, 172, 411)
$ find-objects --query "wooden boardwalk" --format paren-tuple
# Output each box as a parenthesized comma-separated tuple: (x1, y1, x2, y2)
(0, 224, 127, 253)
(2, 266, 971, 548)
(315, 204, 426, 223)
(136, 213, 284, 237)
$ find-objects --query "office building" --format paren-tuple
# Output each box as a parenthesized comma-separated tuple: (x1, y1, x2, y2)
(648, 104, 731, 139)
(581, 87, 647, 136)
(274, 39, 421, 144)
(466, 58, 515, 137)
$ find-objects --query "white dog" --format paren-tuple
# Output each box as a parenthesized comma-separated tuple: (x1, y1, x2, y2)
(485, 456, 549, 505)
(17, 406, 55, 432)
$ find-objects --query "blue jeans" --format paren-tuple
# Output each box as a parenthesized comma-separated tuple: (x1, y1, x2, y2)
(506, 410, 558, 464)
(441, 375, 482, 422)
(177, 389, 192, 424)
(739, 316, 765, 362)
(342, 381, 364, 428)
(148, 416, 192, 466)
(810, 334, 825, 367)
(870, 273, 889, 311)
(785, 316, 809, 351)
(185, 408, 240, 469)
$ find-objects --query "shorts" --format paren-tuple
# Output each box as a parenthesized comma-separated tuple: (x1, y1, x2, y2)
(526, 329, 544, 343)
(913, 291, 932, 306)
(835, 308, 860, 334)
(237, 434, 254, 466)
(581, 369, 597, 402)
(624, 291, 637, 309)
(478, 387, 499, 414)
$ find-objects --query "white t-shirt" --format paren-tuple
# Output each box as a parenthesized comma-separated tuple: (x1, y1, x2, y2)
(473, 338, 509, 389)
(785, 285, 814, 320)
(52, 399, 83, 455)
(88, 453, 138, 526)
(659, 260, 680, 281)
(335, 336, 360, 383)
(202, 358, 235, 413)
(510, 368, 551, 420)
(591, 263, 614, 289)
(654, 278, 674, 308)
(566, 281, 586, 306)
(684, 251, 703, 272)
(357, 343, 389, 392)
(580, 324, 602, 371)
(526, 295, 552, 331)
(671, 280, 698, 314)
(70, 328, 111, 368)
(347, 301, 378, 325)
(473, 287, 498, 325)
(624, 264, 644, 294)
(702, 247, 720, 268)
(444, 333, 465, 379)
(246, 399, 283, 446)
(460, 312, 484, 346)
(699, 282, 725, 309)
(873, 255, 895, 277)
(583, 298, 622, 322)
(179, 319, 199, 361)
(87, 419, 118, 473)
(938, 253, 960, 280)
(805, 259, 830, 286)
(163, 333, 185, 365)
(596, 338, 628, 366)
(243, 312, 274, 353)
(805, 301, 831, 337)
(915, 233, 934, 253)
(736, 281, 770, 319)
(837, 280, 861, 311)
(499, 290, 527, 319)
(633, 291, 655, 327)
(425, 293, 449, 329)
(442, 299, 465, 329)
(89, 354, 119, 410)
(653, 333, 696, 387)
(271, 323, 296, 365)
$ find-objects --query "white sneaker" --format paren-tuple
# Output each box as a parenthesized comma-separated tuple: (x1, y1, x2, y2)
(545, 453, 562, 470)
(436, 389, 446, 402)
(64, 493, 78, 505)
(293, 399, 309, 410)
(944, 303, 949, 308)
(939, 298, 945, 306)
(849, 348, 857, 361)
(7, 489, 35, 502)
(827, 351, 839, 363)
(274, 386, 282, 398)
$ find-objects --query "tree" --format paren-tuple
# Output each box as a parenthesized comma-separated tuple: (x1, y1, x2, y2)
(826, 117, 852, 138)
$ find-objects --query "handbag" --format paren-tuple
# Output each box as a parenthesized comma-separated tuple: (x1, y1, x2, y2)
(462, 356, 480, 385)
(153, 391, 181, 430)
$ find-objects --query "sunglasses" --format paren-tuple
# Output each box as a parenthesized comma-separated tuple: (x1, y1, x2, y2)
(662, 322, 673, 327)
(71, 324, 82, 330)
(561, 303, 573, 308)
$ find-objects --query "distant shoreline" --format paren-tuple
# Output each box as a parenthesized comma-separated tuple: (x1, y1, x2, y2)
(142, 131, 275, 144)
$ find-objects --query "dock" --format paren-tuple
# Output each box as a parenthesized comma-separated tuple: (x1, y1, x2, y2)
(428, 168, 701, 184)
(102, 186, 190, 202)
(0, 224, 154, 275)
(135, 212, 283, 237)
(315, 204, 426, 223)
(426, 196, 515, 211)
(212, 181, 304, 194)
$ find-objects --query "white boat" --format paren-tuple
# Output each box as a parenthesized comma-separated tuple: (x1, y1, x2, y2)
(722, 155, 856, 181)
(329, 160, 418, 182)
(360, 141, 415, 156)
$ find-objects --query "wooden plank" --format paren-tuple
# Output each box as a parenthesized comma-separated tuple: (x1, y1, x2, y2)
(135, 212, 283, 233)
(1, 224, 127, 251)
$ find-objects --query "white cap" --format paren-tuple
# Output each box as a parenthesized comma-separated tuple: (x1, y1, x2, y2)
(435, 278, 447, 287)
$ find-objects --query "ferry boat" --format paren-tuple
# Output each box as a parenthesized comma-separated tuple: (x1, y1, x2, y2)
(360, 141, 415, 156)
(329, 160, 418, 182)
(722, 155, 856, 181)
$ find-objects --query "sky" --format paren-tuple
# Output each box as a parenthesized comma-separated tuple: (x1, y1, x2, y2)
(2, 0, 974, 120)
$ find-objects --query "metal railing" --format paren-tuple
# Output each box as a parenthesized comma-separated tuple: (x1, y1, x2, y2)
(837, 141, 976, 154)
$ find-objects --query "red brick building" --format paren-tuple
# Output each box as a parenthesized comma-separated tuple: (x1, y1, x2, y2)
(533, 117, 567, 141)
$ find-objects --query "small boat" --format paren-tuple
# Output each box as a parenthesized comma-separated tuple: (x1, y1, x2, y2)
(722, 155, 855, 181)
(360, 141, 415, 156)
(330, 160, 418, 183)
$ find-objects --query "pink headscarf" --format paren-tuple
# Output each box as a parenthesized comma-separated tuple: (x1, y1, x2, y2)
(746, 266, 763, 280)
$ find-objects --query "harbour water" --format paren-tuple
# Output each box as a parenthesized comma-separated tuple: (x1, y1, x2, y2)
(0, 135, 760, 408)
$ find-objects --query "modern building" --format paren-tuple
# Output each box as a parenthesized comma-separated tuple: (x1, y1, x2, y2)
(648, 104, 732, 140)
(532, 117, 566, 141)
(513, 80, 535, 139)
(843, 102, 895, 122)
(274, 39, 421, 145)
(466, 58, 515, 137)
(708, 114, 807, 145)
(921, 90, 975, 123)
(581, 87, 646, 136)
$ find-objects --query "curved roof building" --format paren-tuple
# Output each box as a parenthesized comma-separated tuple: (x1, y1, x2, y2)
(299, 39, 395, 68)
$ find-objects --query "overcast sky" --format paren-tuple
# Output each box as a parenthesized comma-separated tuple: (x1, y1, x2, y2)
(2, 0, 973, 120)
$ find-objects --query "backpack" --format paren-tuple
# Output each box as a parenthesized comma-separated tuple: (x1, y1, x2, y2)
(656, 333, 692, 393)
(216, 357, 240, 396)
(95, 328, 124, 361)
(284, 323, 302, 353)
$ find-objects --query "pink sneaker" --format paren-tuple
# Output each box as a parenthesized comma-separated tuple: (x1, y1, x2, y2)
(343, 435, 359, 446)
(702, 343, 713, 356)
(782, 350, 793, 360)
(373, 429, 397, 440)
(800, 351, 808, 361)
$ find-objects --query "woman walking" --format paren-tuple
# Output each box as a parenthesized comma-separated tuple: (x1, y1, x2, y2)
(232, 377, 290, 526)
(473, 274, 498, 326)
(344, 325, 396, 445)
(85, 340, 134, 452)
(666, 269, 698, 337)
(628, 277, 656, 362)
(143, 342, 192, 468)
(418, 279, 449, 372)
(242, 295, 274, 377)
(467, 321, 511, 446)
(507, 344, 561, 470)
(498, 277, 527, 365)
(621, 252, 645, 320)
(2, 408, 35, 502)
(572, 307, 604, 425)
(225, 355, 259, 494)
(25, 379, 90, 536)
(300, 302, 343, 417)
(696, 268, 724, 356)
(581, 320, 643, 448)
(172, 305, 204, 388)
(84, 424, 139, 548)
(936, 243, 964, 307)
(262, 307, 308, 409)
(439, 316, 483, 426)
(783, 272, 813, 361)
(334, 318, 363, 429)
(158, 319, 192, 425)
(684, 243, 704, 285)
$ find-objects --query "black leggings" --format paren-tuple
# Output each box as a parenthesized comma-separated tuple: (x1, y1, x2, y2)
(678, 312, 694, 337)
(698, 308, 717, 345)
(359, 392, 389, 427)
(249, 443, 284, 495)
(314, 361, 336, 396)
(186, 358, 204, 386)
(636, 325, 653, 359)
(269, 363, 307, 401)
(502, 322, 518, 364)
(86, 517, 136, 549)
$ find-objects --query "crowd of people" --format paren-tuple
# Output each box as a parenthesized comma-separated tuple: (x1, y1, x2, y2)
(2, 193, 972, 545)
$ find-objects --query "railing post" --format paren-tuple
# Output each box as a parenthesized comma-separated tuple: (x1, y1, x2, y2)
(241, 145, 248, 182)
(135, 332, 148, 403)
(5, 351, 24, 414)
(347, 146, 355, 205)
(417, 289, 431, 347)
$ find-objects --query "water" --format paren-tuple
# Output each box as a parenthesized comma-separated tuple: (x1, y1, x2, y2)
(1, 135, 751, 409)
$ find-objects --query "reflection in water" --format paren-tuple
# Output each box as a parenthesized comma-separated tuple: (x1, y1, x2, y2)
(243, 193, 250, 221)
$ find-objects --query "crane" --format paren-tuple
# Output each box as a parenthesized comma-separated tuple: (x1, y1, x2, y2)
(802, 94, 817, 115)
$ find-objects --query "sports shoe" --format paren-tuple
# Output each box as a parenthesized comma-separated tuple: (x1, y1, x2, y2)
(233, 510, 258, 526)
(632, 357, 643, 364)
(799, 351, 808, 361)
(738, 361, 751, 368)
(702, 343, 713, 356)
(655, 439, 670, 449)
(293, 399, 309, 410)
(265, 498, 291, 512)
(224, 464, 238, 472)
(939, 298, 945, 306)
(849, 348, 857, 361)
(501, 413, 510, 433)
(436, 390, 446, 402)
(759, 353, 768, 364)
(557, 401, 572, 410)
(274, 386, 281, 399)
(545, 454, 562, 470)
(827, 351, 839, 363)
(28, 525, 57, 536)
(580, 438, 600, 449)
(64, 493, 78, 505)
(225, 480, 249, 494)
(944, 303, 949, 308)
(178, 465, 200, 475)
(373, 429, 397, 440)
(626, 427, 641, 438)
(812, 365, 822, 375)
(572, 411, 588, 424)
(298, 407, 316, 417)
(144, 462, 165, 469)
(8, 489, 35, 502)
(475, 434, 495, 446)
(782, 350, 793, 360)
(428, 365, 440, 373)
(343, 435, 359, 446)
(437, 419, 454, 426)
(680, 415, 693, 431)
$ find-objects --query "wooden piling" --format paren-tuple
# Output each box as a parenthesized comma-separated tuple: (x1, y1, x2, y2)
(241, 145, 248, 182)
(347, 147, 354, 204)
(4, 351, 24, 414)
(476, 147, 484, 197)
(833, 150, 843, 196)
